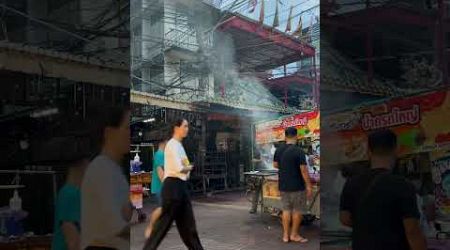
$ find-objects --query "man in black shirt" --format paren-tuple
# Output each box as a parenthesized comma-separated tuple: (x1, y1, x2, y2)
(339, 129, 427, 250)
(274, 127, 312, 243)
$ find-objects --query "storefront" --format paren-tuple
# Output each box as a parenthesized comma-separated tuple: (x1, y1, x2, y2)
(131, 103, 256, 195)
(249, 110, 320, 219)
(321, 89, 450, 246)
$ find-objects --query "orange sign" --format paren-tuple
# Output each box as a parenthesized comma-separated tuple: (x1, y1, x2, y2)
(322, 89, 450, 165)
(255, 110, 320, 144)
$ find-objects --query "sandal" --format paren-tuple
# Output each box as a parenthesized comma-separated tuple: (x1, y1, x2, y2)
(290, 235, 308, 243)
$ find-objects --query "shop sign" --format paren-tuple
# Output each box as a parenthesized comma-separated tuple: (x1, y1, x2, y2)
(281, 115, 308, 128)
(323, 89, 450, 164)
(361, 105, 420, 131)
(255, 110, 319, 144)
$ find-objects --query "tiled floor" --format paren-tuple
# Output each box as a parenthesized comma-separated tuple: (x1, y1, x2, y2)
(131, 192, 320, 250)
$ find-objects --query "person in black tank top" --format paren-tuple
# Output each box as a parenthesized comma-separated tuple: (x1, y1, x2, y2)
(339, 129, 427, 250)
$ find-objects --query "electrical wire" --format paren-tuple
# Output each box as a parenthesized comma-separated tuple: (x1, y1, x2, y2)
(0, 3, 91, 43)
(0, 2, 129, 63)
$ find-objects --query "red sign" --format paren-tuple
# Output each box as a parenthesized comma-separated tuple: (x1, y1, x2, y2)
(361, 105, 421, 131)
(255, 110, 319, 144)
(323, 89, 450, 165)
(281, 115, 308, 128)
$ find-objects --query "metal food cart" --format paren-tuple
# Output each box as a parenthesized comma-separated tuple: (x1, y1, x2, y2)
(247, 110, 320, 223)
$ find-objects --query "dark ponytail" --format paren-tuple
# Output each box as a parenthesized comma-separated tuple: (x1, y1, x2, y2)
(171, 119, 187, 135)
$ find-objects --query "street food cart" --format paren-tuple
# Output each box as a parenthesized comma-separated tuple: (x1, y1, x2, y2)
(247, 110, 320, 222)
(322, 89, 450, 245)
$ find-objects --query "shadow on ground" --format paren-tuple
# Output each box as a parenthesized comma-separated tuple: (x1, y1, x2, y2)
(131, 192, 320, 250)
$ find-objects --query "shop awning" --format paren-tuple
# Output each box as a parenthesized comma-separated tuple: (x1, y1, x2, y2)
(0, 42, 128, 88)
(217, 14, 315, 72)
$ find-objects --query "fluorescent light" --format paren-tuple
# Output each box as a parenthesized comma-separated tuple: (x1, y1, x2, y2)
(143, 118, 155, 123)
(30, 108, 59, 118)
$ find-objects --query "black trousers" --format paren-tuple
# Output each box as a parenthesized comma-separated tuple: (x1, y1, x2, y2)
(144, 177, 204, 250)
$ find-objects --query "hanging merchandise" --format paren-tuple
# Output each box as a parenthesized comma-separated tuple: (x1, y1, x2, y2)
(285, 5, 293, 32)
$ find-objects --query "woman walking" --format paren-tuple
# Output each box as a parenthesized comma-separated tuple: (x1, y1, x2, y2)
(144, 119, 204, 250)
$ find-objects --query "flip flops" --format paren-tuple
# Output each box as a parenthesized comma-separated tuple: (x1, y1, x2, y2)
(290, 235, 308, 243)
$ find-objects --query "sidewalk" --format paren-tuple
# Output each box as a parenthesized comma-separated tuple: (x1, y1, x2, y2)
(131, 192, 319, 250)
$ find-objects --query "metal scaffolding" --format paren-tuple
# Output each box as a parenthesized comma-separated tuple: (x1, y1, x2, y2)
(131, 0, 319, 113)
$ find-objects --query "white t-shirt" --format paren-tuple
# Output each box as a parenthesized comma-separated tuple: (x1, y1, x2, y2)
(164, 138, 191, 181)
(81, 154, 129, 250)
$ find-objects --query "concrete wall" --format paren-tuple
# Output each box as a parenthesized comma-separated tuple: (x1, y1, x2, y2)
(134, 0, 218, 102)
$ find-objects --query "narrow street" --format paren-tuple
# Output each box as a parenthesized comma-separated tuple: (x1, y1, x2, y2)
(131, 192, 320, 250)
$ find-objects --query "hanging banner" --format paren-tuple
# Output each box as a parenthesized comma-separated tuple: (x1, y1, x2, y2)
(322, 89, 450, 165)
(255, 110, 320, 144)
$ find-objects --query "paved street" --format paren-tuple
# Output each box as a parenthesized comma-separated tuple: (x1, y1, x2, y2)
(131, 192, 319, 250)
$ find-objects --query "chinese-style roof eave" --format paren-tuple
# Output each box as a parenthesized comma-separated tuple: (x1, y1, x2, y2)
(217, 14, 315, 72)
(218, 15, 315, 56)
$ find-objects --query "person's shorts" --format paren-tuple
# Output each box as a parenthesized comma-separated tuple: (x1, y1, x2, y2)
(280, 191, 306, 212)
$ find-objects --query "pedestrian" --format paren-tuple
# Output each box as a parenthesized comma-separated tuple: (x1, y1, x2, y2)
(273, 127, 312, 243)
(52, 153, 90, 250)
(144, 119, 204, 250)
(249, 147, 263, 214)
(339, 129, 427, 250)
(144, 139, 167, 238)
(81, 105, 132, 250)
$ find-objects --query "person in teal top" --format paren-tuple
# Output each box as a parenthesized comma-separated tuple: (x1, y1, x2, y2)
(145, 140, 166, 238)
(52, 156, 89, 250)
(151, 141, 165, 199)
